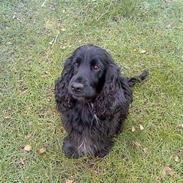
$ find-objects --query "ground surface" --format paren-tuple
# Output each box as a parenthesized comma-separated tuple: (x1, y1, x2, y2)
(1, 0, 183, 182)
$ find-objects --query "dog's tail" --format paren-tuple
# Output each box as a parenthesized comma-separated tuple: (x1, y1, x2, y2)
(127, 69, 149, 87)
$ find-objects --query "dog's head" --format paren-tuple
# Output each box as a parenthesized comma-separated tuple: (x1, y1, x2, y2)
(63, 44, 119, 101)
(68, 45, 108, 100)
(55, 44, 131, 116)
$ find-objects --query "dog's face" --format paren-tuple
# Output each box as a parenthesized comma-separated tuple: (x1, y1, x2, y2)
(68, 45, 108, 100)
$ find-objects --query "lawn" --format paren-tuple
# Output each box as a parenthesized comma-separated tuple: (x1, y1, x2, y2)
(1, 0, 183, 182)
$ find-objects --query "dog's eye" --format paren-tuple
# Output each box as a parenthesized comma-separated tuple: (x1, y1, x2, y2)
(92, 64, 100, 71)
(91, 59, 100, 71)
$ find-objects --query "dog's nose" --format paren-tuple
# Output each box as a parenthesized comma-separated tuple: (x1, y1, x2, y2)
(71, 82, 84, 93)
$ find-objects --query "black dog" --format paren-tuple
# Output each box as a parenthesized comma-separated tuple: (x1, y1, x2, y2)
(55, 44, 148, 158)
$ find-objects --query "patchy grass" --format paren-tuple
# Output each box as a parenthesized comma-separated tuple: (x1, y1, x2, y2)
(1, 0, 183, 182)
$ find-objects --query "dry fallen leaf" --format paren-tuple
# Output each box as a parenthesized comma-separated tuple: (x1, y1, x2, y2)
(61, 46, 66, 49)
(59, 127, 65, 133)
(4, 115, 11, 119)
(139, 124, 144, 131)
(131, 126, 136, 132)
(37, 147, 46, 155)
(139, 49, 146, 54)
(61, 28, 66, 32)
(49, 39, 54, 45)
(24, 145, 32, 152)
(161, 166, 174, 177)
(25, 133, 32, 139)
(174, 155, 179, 162)
(65, 179, 73, 183)
(177, 124, 183, 129)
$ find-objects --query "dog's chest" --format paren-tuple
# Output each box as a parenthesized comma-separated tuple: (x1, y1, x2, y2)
(72, 103, 97, 126)
(63, 104, 98, 155)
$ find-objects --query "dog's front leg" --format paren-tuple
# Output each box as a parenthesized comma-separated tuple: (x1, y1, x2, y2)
(62, 136, 79, 158)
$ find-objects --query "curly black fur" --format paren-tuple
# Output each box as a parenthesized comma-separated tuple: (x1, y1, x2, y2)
(55, 44, 148, 158)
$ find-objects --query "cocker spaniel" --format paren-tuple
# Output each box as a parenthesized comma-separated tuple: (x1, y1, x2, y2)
(55, 44, 148, 158)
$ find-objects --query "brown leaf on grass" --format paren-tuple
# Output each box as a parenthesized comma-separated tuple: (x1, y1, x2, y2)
(60, 127, 65, 133)
(177, 124, 183, 129)
(61, 46, 66, 49)
(174, 155, 179, 162)
(25, 133, 32, 139)
(65, 179, 73, 183)
(55, 127, 65, 134)
(139, 124, 144, 131)
(24, 145, 32, 152)
(4, 115, 11, 119)
(37, 147, 46, 155)
(161, 166, 174, 177)
(143, 148, 148, 154)
(61, 28, 66, 32)
(131, 126, 136, 132)
(49, 39, 54, 45)
(139, 49, 146, 54)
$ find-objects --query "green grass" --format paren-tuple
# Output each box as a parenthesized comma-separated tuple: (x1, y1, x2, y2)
(1, 0, 183, 182)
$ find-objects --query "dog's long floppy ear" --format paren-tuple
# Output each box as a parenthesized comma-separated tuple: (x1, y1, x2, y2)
(55, 57, 75, 111)
(94, 62, 132, 119)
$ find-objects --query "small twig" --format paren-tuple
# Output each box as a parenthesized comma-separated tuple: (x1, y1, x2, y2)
(41, 0, 47, 7)
(51, 33, 59, 48)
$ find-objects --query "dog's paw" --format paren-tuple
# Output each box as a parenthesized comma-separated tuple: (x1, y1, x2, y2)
(62, 138, 79, 158)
